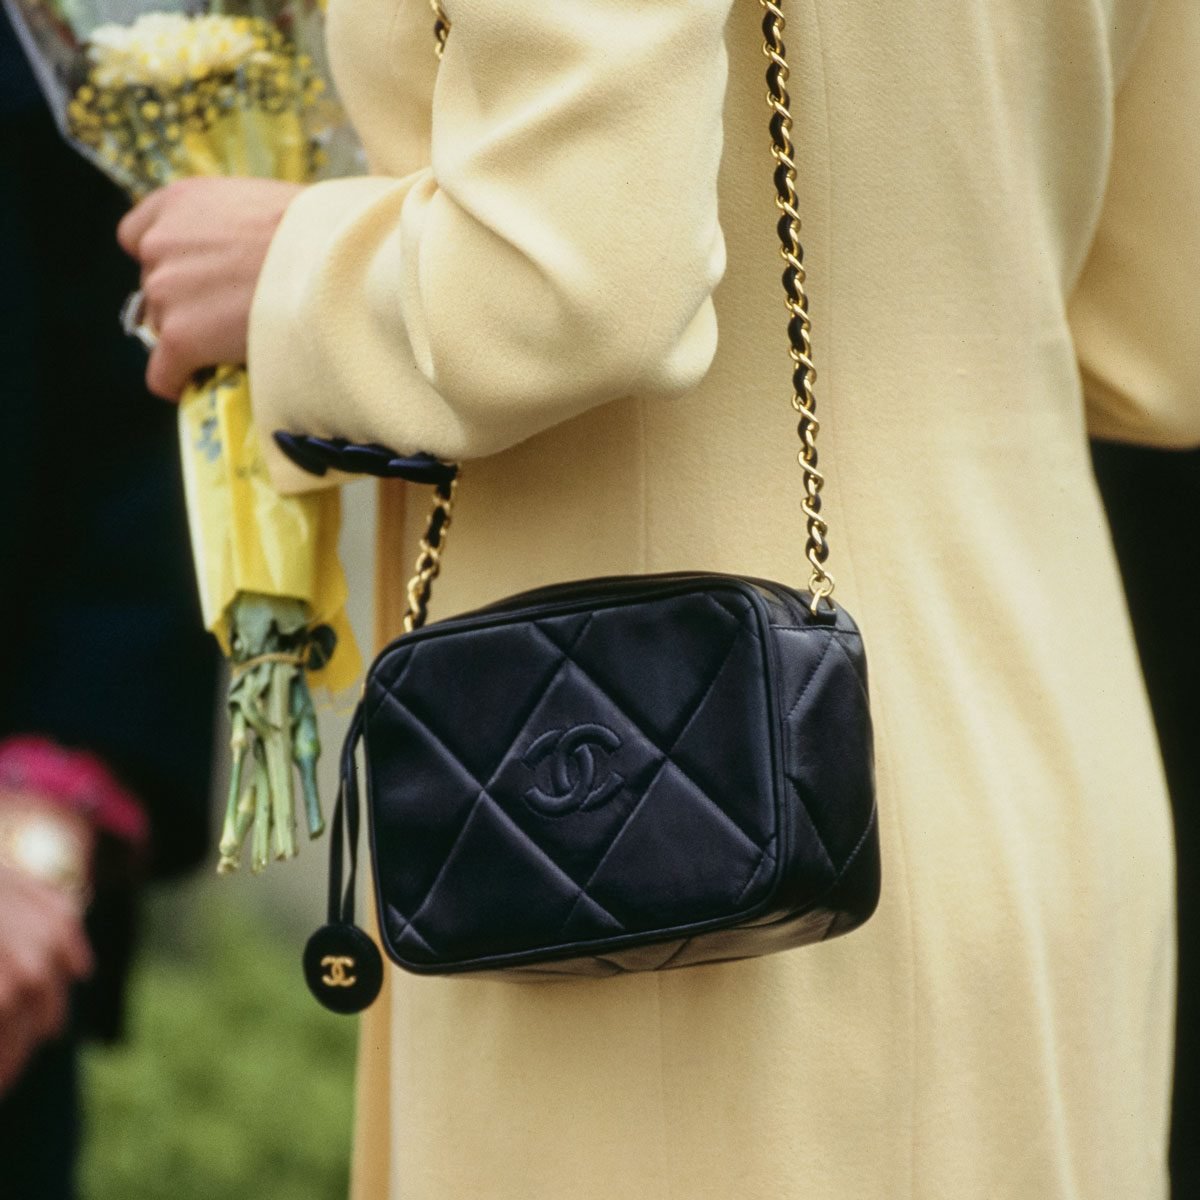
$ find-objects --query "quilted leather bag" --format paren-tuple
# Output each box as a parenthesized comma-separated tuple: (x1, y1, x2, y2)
(288, 1, 879, 1014)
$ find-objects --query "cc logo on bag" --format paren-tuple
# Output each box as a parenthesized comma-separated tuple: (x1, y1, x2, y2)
(522, 724, 624, 816)
(321, 955, 358, 988)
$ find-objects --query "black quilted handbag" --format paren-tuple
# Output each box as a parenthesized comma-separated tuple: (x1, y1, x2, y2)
(286, 1, 879, 1014)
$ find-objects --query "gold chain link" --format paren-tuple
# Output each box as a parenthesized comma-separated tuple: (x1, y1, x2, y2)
(404, 1, 834, 629)
(761, 0, 835, 610)
(404, 478, 457, 633)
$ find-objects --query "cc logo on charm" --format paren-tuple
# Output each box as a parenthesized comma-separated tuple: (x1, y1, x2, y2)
(305, 924, 383, 1014)
(522, 724, 624, 816)
(320, 955, 358, 988)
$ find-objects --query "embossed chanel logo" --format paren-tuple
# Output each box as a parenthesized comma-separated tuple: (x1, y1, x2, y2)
(321, 955, 358, 988)
(522, 725, 624, 816)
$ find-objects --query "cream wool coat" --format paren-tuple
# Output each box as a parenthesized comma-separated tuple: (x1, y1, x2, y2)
(248, 1, 1200, 1196)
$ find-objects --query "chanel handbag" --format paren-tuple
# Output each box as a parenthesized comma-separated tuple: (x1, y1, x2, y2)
(281, 0, 879, 1014)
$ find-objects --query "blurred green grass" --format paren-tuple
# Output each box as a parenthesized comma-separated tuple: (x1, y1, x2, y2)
(80, 886, 357, 1200)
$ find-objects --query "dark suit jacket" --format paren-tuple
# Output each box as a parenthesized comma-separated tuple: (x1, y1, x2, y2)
(1092, 442, 1200, 1199)
(0, 9, 217, 1039)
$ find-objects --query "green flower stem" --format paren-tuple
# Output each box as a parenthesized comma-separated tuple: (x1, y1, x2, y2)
(291, 674, 324, 839)
(218, 705, 250, 871)
(251, 741, 272, 875)
(265, 664, 298, 861)
(234, 782, 255, 848)
(216, 593, 332, 874)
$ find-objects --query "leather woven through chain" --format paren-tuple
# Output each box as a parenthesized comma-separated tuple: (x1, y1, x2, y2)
(271, 433, 457, 485)
(760, 1, 833, 605)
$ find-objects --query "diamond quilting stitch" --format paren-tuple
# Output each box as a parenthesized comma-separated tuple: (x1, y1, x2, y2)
(526, 619, 771, 854)
(665, 626, 776, 845)
(366, 587, 795, 966)
(366, 614, 597, 915)
(537, 591, 755, 747)
(390, 791, 631, 960)
(369, 654, 659, 953)
(488, 662, 670, 885)
(580, 756, 770, 930)
(376, 623, 570, 784)
(778, 631, 873, 873)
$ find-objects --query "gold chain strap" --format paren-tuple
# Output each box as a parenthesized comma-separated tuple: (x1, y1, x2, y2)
(404, 478, 456, 633)
(396, 0, 454, 633)
(761, 1, 833, 608)
(405, 0, 834, 629)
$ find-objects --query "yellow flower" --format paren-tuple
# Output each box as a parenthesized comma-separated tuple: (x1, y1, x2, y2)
(88, 14, 277, 89)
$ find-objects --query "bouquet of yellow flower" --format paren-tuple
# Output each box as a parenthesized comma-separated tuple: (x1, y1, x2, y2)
(3, 0, 362, 873)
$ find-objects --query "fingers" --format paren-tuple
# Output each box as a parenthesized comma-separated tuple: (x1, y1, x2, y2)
(119, 184, 222, 398)
(141, 269, 189, 401)
(118, 178, 207, 267)
(43, 889, 93, 982)
(116, 177, 295, 394)
(0, 942, 68, 1096)
(119, 189, 183, 399)
(145, 338, 194, 402)
(0, 873, 92, 1098)
(3, 870, 92, 981)
(142, 281, 199, 400)
(14, 888, 92, 1020)
(116, 184, 168, 259)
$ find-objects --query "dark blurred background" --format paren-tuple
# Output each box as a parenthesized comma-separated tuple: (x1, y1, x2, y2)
(2, 9, 367, 1194)
(1092, 442, 1200, 1199)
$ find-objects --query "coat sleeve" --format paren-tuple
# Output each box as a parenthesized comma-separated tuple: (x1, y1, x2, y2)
(1069, 0, 1200, 448)
(248, 0, 732, 491)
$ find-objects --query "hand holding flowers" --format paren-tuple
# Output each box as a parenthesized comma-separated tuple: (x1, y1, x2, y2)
(118, 176, 303, 400)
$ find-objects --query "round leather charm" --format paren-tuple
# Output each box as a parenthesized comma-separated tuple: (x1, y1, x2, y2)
(303, 924, 384, 1014)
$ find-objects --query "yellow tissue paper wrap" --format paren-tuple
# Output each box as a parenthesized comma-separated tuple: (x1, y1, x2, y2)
(178, 366, 360, 696)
